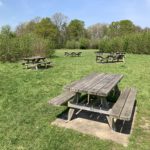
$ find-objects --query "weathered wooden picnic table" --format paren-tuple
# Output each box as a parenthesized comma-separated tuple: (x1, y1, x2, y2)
(65, 73, 123, 117)
(49, 73, 136, 131)
(64, 52, 82, 57)
(22, 56, 52, 70)
(96, 52, 125, 63)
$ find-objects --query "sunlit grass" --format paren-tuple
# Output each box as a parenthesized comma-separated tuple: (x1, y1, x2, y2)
(0, 50, 150, 150)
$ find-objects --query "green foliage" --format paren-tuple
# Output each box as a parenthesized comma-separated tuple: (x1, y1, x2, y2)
(1, 17, 150, 59)
(99, 32, 150, 54)
(16, 20, 37, 36)
(67, 19, 86, 40)
(89, 39, 100, 49)
(0, 35, 21, 62)
(66, 40, 80, 49)
(0, 27, 56, 62)
(108, 20, 136, 37)
(45, 40, 56, 58)
(1, 25, 15, 37)
(99, 39, 111, 52)
(79, 38, 90, 49)
(17, 34, 34, 57)
(35, 17, 58, 40)
(0, 26, 21, 62)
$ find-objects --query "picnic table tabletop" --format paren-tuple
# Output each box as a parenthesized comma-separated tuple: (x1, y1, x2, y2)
(23, 56, 47, 64)
(23, 56, 46, 61)
(65, 73, 123, 97)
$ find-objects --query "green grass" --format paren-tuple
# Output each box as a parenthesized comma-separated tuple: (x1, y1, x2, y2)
(0, 49, 150, 150)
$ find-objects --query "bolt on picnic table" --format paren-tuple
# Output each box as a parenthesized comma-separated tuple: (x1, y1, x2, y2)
(49, 73, 136, 131)
(22, 56, 53, 70)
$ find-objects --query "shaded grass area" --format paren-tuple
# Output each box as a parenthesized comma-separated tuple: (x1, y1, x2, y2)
(0, 50, 150, 150)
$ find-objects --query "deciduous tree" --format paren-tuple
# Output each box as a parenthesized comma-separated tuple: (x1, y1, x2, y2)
(67, 19, 86, 41)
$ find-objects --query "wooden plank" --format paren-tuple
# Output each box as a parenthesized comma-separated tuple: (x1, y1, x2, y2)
(88, 74, 115, 95)
(68, 102, 110, 115)
(110, 88, 131, 119)
(68, 108, 75, 121)
(64, 73, 98, 90)
(86, 74, 111, 95)
(120, 88, 136, 120)
(98, 74, 123, 96)
(72, 74, 100, 92)
(56, 92, 76, 105)
(70, 73, 99, 92)
(95, 74, 116, 92)
(77, 73, 106, 93)
(106, 116, 116, 130)
(82, 73, 107, 92)
(49, 91, 75, 106)
(26, 64, 38, 70)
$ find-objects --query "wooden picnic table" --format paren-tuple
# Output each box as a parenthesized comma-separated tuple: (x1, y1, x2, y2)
(22, 56, 52, 70)
(64, 52, 82, 57)
(65, 73, 123, 97)
(49, 73, 136, 131)
(96, 52, 125, 63)
(65, 73, 123, 111)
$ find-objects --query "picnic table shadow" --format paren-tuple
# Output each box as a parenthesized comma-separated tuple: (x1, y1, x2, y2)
(37, 65, 53, 69)
(56, 101, 136, 135)
(96, 57, 125, 64)
(97, 60, 124, 64)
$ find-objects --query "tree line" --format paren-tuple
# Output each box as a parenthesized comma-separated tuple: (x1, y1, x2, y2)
(0, 12, 150, 62)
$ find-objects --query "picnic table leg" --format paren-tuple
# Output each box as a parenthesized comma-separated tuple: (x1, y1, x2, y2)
(106, 116, 116, 131)
(122, 57, 125, 62)
(100, 97, 109, 109)
(113, 85, 120, 98)
(45, 63, 47, 69)
(67, 92, 81, 121)
(68, 108, 75, 121)
(87, 94, 90, 104)
(74, 92, 81, 104)
(35, 65, 38, 70)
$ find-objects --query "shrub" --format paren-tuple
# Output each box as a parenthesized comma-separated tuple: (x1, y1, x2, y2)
(17, 34, 34, 57)
(45, 40, 56, 58)
(99, 32, 150, 54)
(0, 35, 21, 62)
(0, 33, 56, 62)
(89, 39, 99, 49)
(99, 39, 111, 52)
(109, 38, 124, 52)
(65, 40, 80, 49)
(79, 38, 90, 49)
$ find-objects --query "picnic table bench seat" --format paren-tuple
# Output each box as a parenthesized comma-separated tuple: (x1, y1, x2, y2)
(22, 61, 53, 70)
(49, 91, 76, 106)
(108, 88, 136, 130)
(25, 64, 38, 69)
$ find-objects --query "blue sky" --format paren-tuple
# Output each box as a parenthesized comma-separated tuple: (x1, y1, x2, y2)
(0, 0, 150, 29)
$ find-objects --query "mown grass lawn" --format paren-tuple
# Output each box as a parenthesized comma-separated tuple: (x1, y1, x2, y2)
(0, 50, 150, 150)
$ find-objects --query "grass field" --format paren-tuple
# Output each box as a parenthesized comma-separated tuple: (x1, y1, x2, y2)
(0, 50, 150, 150)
